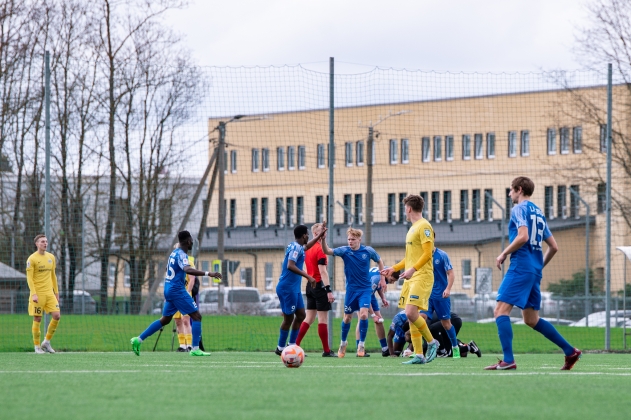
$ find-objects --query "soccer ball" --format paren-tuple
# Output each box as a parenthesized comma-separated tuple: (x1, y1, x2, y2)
(280, 345, 305, 368)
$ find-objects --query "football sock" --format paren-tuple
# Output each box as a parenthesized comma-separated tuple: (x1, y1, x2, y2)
(278, 328, 289, 349)
(496, 315, 514, 363)
(356, 340, 360, 348)
(191, 321, 202, 347)
(288, 328, 299, 345)
(340, 321, 351, 342)
(359, 319, 369, 343)
(45, 318, 59, 341)
(178, 333, 186, 346)
(295, 322, 310, 346)
(379, 338, 388, 350)
(411, 316, 434, 343)
(317, 323, 330, 353)
(533, 318, 574, 356)
(139, 320, 163, 341)
(185, 333, 192, 346)
(32, 320, 41, 346)
(409, 322, 424, 356)
(446, 325, 458, 347)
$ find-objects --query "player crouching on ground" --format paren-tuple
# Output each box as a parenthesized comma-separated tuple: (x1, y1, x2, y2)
(131, 231, 221, 356)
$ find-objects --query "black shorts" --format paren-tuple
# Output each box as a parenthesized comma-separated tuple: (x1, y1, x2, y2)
(305, 281, 331, 311)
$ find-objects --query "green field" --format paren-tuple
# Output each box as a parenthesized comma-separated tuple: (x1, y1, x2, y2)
(0, 352, 629, 420)
(0, 314, 629, 353)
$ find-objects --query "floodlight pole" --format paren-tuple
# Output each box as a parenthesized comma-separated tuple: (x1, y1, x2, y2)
(569, 187, 590, 326)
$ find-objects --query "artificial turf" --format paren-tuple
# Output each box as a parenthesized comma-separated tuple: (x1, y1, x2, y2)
(0, 352, 629, 420)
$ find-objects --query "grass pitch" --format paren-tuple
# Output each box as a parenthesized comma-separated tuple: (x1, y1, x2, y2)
(0, 351, 629, 420)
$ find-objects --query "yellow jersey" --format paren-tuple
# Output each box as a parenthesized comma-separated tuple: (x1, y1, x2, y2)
(185, 255, 195, 296)
(403, 218, 434, 282)
(26, 251, 58, 295)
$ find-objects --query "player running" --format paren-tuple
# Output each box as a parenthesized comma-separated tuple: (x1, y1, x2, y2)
(381, 194, 440, 365)
(486, 177, 581, 371)
(131, 231, 221, 357)
(275, 225, 327, 355)
(295, 223, 336, 357)
(321, 227, 384, 358)
(26, 234, 60, 354)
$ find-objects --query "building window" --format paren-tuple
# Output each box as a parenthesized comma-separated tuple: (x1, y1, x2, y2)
(296, 196, 304, 224)
(317, 144, 325, 168)
(462, 260, 472, 289)
(399, 193, 407, 224)
(570, 185, 579, 218)
(345, 142, 353, 167)
(547, 128, 557, 155)
(573, 127, 582, 154)
(356, 141, 364, 166)
(158, 198, 172, 234)
(286, 197, 294, 227)
(434, 136, 442, 162)
(298, 146, 306, 170)
(124, 262, 130, 287)
(277, 147, 285, 171)
(422, 137, 430, 162)
(316, 195, 324, 223)
(390, 139, 398, 165)
(261, 197, 269, 227)
(508, 131, 517, 158)
(472, 189, 481, 222)
(520, 130, 530, 157)
(544, 186, 554, 219)
(443, 190, 452, 222)
(557, 186, 567, 219)
(420, 191, 428, 219)
(445, 135, 454, 161)
(401, 139, 409, 164)
(287, 146, 295, 170)
(505, 188, 512, 220)
(265, 263, 274, 290)
(462, 134, 471, 160)
(252, 149, 259, 172)
(600, 124, 607, 153)
(250, 198, 258, 227)
(474, 134, 483, 160)
(460, 190, 469, 222)
(484, 189, 493, 221)
(223, 150, 228, 174)
(230, 150, 237, 173)
(343, 194, 352, 224)
(597, 183, 606, 214)
(431, 191, 440, 223)
(487, 132, 495, 158)
(262, 148, 269, 172)
(276, 197, 284, 227)
(560, 127, 570, 155)
(229, 199, 236, 228)
(387, 193, 396, 224)
(354, 194, 363, 225)
(201, 261, 210, 286)
(108, 262, 117, 287)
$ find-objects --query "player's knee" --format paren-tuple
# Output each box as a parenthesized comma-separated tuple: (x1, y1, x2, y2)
(524, 315, 539, 328)
(160, 316, 172, 325)
(52, 313, 60, 321)
(404, 307, 417, 319)
(190, 312, 202, 322)
(33, 316, 42, 323)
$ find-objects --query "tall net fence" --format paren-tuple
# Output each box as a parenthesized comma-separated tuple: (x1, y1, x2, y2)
(1, 60, 630, 353)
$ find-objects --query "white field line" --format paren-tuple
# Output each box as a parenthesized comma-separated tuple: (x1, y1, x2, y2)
(358, 372, 631, 377)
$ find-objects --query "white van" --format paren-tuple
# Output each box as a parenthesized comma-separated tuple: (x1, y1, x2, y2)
(198, 287, 262, 315)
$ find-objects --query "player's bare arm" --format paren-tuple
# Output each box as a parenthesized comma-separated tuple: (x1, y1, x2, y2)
(443, 269, 455, 298)
(319, 230, 334, 256)
(386, 329, 397, 356)
(377, 288, 388, 307)
(304, 227, 327, 251)
(542, 235, 559, 268)
(496, 225, 529, 270)
(318, 264, 335, 303)
(184, 265, 221, 279)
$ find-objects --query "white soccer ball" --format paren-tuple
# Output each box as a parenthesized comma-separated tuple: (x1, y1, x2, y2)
(280, 345, 305, 368)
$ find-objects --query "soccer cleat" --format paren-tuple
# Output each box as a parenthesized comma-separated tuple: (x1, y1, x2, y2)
(356, 343, 366, 357)
(130, 337, 141, 356)
(561, 348, 582, 371)
(34, 346, 46, 354)
(356, 352, 370, 357)
(190, 349, 211, 356)
(425, 339, 439, 363)
(452, 346, 461, 359)
(275, 347, 283, 356)
(337, 342, 347, 358)
(187, 346, 192, 352)
(382, 349, 391, 357)
(437, 348, 451, 358)
(176, 347, 187, 353)
(402, 354, 427, 365)
(41, 342, 55, 354)
(484, 359, 517, 370)
(322, 351, 337, 357)
(469, 340, 482, 357)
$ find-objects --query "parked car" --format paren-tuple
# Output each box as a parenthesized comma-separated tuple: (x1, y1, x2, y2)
(198, 287, 262, 314)
(450, 293, 475, 317)
(59, 290, 96, 314)
(569, 310, 631, 327)
(473, 292, 521, 319)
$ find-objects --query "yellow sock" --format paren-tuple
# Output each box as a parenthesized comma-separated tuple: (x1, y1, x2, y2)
(45, 318, 59, 341)
(409, 323, 424, 356)
(178, 333, 186, 346)
(411, 316, 434, 343)
(185, 333, 192, 346)
(32, 321, 41, 346)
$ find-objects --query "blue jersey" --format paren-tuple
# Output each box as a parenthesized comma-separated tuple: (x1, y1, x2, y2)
(508, 200, 552, 274)
(431, 248, 453, 299)
(277, 241, 306, 293)
(333, 245, 381, 292)
(369, 267, 382, 294)
(390, 311, 408, 332)
(164, 248, 190, 296)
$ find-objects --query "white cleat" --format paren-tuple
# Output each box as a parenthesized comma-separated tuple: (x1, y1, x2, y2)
(41, 342, 55, 353)
(34, 346, 46, 354)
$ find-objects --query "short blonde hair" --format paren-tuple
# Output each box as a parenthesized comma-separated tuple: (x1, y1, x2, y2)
(347, 227, 363, 239)
(311, 223, 323, 235)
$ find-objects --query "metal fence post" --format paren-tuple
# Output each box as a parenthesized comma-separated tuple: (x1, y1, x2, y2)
(569, 187, 590, 326)
(327, 57, 335, 349)
(605, 63, 613, 350)
(44, 50, 51, 333)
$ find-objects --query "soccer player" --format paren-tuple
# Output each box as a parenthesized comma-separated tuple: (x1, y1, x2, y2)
(485, 177, 581, 371)
(26, 234, 60, 354)
(321, 227, 384, 358)
(275, 225, 327, 355)
(419, 237, 460, 358)
(173, 245, 195, 352)
(354, 267, 390, 356)
(381, 194, 440, 365)
(295, 223, 337, 357)
(131, 231, 220, 356)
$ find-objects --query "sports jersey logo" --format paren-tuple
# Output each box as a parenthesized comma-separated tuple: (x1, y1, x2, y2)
(48, 259, 52, 263)
(424, 229, 431, 237)
(292, 251, 298, 259)
(435, 259, 440, 264)
(26, 261, 30, 268)
(362, 254, 368, 259)
(410, 295, 419, 299)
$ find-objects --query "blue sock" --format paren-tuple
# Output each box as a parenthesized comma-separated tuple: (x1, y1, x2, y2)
(533, 318, 574, 356)
(139, 320, 163, 341)
(288, 329, 299, 345)
(446, 325, 458, 347)
(278, 328, 289, 349)
(359, 319, 369, 342)
(192, 320, 201, 347)
(496, 315, 514, 363)
(341, 321, 351, 342)
(356, 339, 359, 348)
(379, 338, 388, 349)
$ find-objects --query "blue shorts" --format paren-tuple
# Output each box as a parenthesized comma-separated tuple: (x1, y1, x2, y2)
(420, 296, 451, 320)
(497, 270, 542, 310)
(276, 288, 304, 315)
(370, 294, 379, 311)
(163, 292, 198, 317)
(344, 289, 372, 314)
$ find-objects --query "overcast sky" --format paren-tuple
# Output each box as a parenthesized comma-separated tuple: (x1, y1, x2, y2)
(164, 0, 590, 73)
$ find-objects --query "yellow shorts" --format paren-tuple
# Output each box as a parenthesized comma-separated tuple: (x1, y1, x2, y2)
(28, 293, 59, 316)
(173, 311, 190, 319)
(398, 280, 430, 310)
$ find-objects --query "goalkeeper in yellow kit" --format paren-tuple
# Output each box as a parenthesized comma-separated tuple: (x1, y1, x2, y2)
(381, 195, 440, 365)
(26, 234, 61, 354)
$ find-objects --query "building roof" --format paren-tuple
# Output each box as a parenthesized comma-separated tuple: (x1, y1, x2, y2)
(0, 262, 26, 281)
